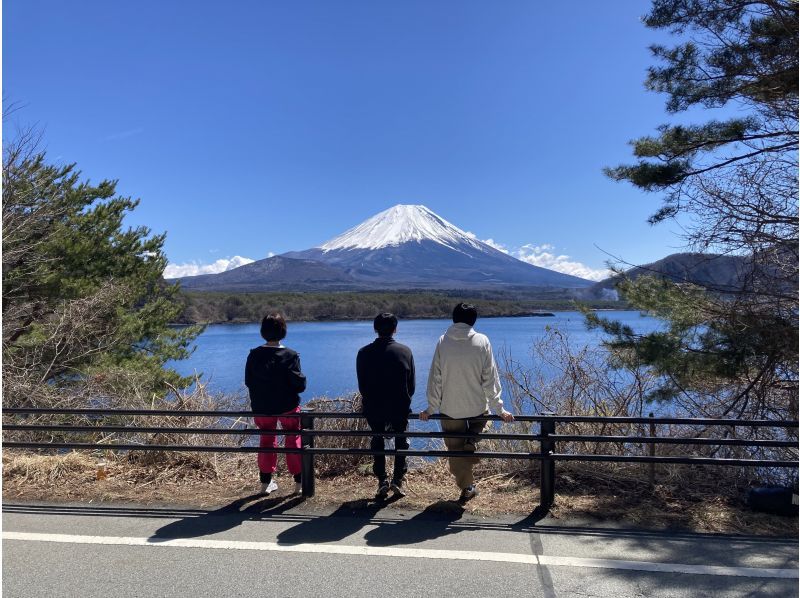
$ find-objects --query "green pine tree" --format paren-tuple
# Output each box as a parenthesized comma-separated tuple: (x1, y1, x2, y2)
(2, 135, 202, 407)
(592, 0, 798, 418)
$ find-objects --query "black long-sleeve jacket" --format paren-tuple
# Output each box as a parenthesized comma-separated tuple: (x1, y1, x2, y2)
(356, 337, 415, 420)
(245, 346, 306, 414)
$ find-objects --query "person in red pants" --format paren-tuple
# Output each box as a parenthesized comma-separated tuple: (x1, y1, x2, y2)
(245, 313, 307, 495)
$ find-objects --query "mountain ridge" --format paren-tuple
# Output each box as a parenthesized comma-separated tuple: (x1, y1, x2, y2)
(585, 252, 752, 299)
(176, 255, 359, 292)
(174, 204, 594, 291)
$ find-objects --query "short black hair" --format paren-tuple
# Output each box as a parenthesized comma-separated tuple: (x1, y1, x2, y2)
(260, 313, 287, 342)
(374, 312, 398, 337)
(452, 302, 478, 326)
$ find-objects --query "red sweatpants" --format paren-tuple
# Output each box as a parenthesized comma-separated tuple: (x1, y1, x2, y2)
(254, 407, 302, 476)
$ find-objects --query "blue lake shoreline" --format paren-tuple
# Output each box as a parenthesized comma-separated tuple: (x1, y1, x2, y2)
(170, 311, 661, 413)
(173, 308, 637, 327)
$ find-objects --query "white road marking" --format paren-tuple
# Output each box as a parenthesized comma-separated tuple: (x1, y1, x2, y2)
(3, 531, 797, 580)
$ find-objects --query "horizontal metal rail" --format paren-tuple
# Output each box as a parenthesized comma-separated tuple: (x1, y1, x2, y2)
(6, 424, 797, 447)
(3, 441, 795, 468)
(549, 434, 797, 448)
(551, 454, 799, 467)
(1, 441, 540, 460)
(5, 408, 797, 510)
(4, 408, 799, 428)
(1, 423, 544, 441)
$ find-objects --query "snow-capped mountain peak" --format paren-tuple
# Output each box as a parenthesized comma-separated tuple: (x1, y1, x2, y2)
(184, 203, 594, 290)
(318, 204, 487, 252)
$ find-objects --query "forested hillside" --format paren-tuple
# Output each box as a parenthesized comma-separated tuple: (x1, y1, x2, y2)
(176, 290, 622, 324)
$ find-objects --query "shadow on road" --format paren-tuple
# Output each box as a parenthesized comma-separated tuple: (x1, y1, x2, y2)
(275, 495, 402, 545)
(4, 501, 797, 597)
(149, 492, 305, 541)
(510, 504, 551, 530)
(363, 500, 465, 546)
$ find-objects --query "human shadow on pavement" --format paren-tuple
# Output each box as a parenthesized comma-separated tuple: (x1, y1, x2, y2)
(363, 500, 465, 547)
(149, 492, 304, 541)
(276, 495, 401, 545)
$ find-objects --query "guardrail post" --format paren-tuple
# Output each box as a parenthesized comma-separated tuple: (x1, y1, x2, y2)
(540, 414, 556, 510)
(300, 409, 315, 498)
(648, 412, 656, 487)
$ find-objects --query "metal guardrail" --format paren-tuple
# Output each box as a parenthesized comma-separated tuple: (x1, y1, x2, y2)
(3, 408, 798, 510)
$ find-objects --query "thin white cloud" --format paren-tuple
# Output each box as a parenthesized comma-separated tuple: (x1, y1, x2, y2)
(482, 238, 510, 254)
(164, 255, 255, 279)
(104, 127, 144, 141)
(513, 244, 610, 281)
(479, 238, 609, 281)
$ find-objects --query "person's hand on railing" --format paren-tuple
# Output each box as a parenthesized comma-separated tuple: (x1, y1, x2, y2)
(499, 409, 514, 423)
(419, 410, 430, 422)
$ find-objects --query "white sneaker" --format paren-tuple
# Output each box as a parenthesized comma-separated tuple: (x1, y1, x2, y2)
(260, 480, 278, 495)
(293, 482, 302, 495)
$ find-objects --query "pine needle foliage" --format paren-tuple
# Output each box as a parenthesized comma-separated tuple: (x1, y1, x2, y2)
(2, 135, 202, 408)
(594, 0, 798, 419)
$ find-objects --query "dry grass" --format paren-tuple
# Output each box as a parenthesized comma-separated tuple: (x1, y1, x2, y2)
(304, 395, 371, 476)
(3, 449, 796, 537)
(549, 461, 797, 534)
(3, 452, 96, 485)
(5, 327, 795, 538)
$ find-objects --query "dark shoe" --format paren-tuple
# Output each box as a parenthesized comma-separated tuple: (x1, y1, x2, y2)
(376, 480, 390, 499)
(390, 480, 406, 497)
(463, 438, 478, 452)
(459, 485, 478, 503)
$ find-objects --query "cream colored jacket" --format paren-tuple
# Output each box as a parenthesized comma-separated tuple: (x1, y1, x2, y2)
(425, 323, 504, 419)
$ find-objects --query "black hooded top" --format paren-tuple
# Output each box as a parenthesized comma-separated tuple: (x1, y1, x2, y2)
(245, 345, 306, 415)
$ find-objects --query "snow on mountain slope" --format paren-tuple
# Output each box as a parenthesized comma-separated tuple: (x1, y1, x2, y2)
(179, 203, 594, 291)
(319, 204, 488, 253)
(282, 204, 593, 288)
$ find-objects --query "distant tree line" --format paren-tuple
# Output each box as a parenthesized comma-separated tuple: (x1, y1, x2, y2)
(175, 290, 622, 324)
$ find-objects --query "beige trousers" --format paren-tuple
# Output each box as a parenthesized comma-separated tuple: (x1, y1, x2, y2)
(440, 414, 488, 489)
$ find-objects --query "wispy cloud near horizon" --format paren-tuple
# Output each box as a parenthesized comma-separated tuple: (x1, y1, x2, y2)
(104, 127, 144, 141)
(164, 255, 260, 278)
(514, 244, 611, 281)
(480, 239, 610, 281)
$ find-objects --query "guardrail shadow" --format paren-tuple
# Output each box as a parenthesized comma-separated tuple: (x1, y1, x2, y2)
(275, 495, 403, 545)
(5, 501, 797, 597)
(149, 493, 305, 541)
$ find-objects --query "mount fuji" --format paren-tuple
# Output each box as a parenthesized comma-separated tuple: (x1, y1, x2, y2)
(177, 205, 593, 291)
(284, 205, 591, 288)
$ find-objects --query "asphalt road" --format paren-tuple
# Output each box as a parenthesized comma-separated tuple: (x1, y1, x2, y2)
(3, 496, 797, 598)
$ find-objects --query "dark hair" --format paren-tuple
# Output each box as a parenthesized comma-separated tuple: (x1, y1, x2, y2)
(260, 313, 287, 342)
(452, 302, 478, 326)
(373, 312, 398, 337)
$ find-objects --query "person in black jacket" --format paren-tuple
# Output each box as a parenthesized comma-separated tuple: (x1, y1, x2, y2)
(245, 313, 306, 495)
(356, 313, 415, 498)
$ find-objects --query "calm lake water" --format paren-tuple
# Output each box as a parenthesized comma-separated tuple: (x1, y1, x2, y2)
(171, 311, 662, 413)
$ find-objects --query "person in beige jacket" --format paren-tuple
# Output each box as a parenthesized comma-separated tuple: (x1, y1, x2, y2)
(420, 303, 514, 503)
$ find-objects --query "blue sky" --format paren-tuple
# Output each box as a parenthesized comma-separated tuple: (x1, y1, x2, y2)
(4, 1, 695, 280)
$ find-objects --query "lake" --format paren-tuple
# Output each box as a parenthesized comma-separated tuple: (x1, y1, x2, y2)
(170, 311, 662, 413)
